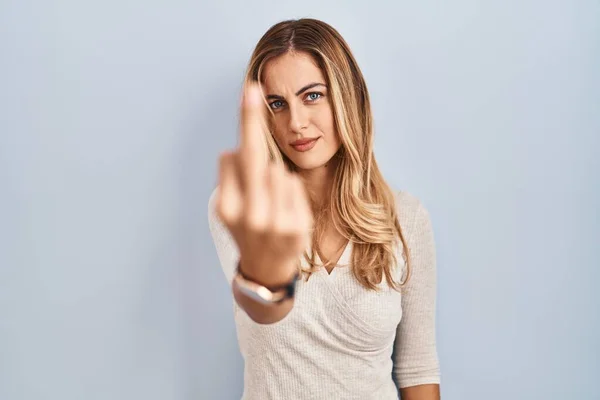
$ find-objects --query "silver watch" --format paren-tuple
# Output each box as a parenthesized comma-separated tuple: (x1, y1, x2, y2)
(233, 262, 299, 305)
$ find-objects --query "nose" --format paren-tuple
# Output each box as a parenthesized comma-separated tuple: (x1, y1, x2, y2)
(288, 102, 308, 134)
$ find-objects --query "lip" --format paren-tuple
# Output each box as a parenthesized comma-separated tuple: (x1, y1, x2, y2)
(290, 137, 319, 152)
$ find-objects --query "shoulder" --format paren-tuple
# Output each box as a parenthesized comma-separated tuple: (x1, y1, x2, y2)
(207, 186, 226, 238)
(207, 185, 239, 286)
(208, 186, 219, 212)
(207, 185, 222, 225)
(394, 190, 423, 218)
(393, 190, 433, 242)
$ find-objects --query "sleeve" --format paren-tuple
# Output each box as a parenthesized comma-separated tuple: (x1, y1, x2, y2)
(207, 187, 239, 286)
(392, 201, 441, 388)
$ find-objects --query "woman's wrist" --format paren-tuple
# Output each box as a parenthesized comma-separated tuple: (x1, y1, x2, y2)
(237, 259, 299, 290)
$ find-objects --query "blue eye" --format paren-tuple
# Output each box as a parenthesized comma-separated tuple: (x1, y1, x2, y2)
(270, 100, 284, 109)
(306, 92, 322, 101)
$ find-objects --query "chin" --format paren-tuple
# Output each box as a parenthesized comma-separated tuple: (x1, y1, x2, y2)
(292, 160, 325, 171)
(286, 152, 334, 171)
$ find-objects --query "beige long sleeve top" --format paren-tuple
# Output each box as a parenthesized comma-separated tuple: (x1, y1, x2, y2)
(208, 189, 440, 400)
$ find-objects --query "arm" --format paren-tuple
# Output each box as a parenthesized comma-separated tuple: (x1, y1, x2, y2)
(208, 84, 311, 325)
(232, 275, 295, 324)
(400, 384, 440, 400)
(208, 188, 295, 324)
(393, 202, 441, 399)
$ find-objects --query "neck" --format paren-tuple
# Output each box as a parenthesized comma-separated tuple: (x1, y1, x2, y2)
(298, 156, 339, 211)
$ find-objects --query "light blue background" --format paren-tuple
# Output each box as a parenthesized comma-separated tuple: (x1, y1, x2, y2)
(1, 1, 598, 399)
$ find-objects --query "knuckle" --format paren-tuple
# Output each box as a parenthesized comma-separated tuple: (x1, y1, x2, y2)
(244, 213, 269, 233)
(216, 204, 232, 225)
(216, 192, 242, 226)
(216, 201, 234, 222)
(271, 218, 293, 235)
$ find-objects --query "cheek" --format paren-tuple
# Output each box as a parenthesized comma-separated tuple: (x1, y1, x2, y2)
(270, 118, 287, 143)
(315, 109, 337, 141)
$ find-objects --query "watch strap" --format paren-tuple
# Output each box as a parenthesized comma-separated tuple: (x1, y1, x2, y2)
(235, 262, 299, 304)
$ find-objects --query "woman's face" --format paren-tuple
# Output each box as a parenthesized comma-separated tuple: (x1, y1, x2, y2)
(262, 51, 342, 171)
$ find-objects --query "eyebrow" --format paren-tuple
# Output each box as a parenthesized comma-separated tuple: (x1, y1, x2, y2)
(266, 82, 327, 100)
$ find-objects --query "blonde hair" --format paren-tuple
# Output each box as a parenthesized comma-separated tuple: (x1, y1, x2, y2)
(244, 18, 411, 290)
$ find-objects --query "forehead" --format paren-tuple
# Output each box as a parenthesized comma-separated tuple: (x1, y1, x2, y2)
(262, 52, 326, 93)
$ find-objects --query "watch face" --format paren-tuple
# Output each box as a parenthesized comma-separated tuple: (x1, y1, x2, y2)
(238, 283, 278, 305)
(234, 267, 297, 305)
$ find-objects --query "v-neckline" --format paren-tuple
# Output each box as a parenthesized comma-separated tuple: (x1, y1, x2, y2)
(314, 241, 352, 277)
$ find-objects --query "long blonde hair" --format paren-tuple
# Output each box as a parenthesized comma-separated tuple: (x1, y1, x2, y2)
(244, 18, 411, 291)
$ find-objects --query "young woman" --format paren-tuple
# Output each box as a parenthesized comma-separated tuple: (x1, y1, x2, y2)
(209, 18, 440, 400)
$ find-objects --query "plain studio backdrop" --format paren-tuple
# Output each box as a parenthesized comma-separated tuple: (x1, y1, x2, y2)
(0, 1, 598, 399)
